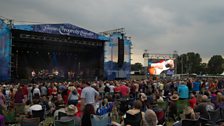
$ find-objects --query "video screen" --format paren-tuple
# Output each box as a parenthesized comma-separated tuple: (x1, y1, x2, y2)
(148, 59, 174, 75)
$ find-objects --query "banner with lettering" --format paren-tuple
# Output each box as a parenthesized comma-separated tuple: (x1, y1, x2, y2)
(14, 23, 102, 40)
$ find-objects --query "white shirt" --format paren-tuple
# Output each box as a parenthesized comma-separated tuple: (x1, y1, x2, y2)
(81, 86, 99, 104)
(109, 85, 115, 93)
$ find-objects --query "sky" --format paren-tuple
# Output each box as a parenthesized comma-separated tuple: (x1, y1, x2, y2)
(1, 0, 224, 64)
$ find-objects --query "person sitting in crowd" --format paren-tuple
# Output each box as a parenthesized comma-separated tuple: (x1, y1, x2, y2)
(122, 100, 145, 126)
(60, 104, 81, 126)
(215, 92, 224, 109)
(143, 109, 158, 126)
(54, 99, 66, 119)
(24, 100, 31, 115)
(28, 99, 43, 115)
(81, 104, 95, 126)
(96, 98, 113, 115)
(173, 106, 196, 126)
(194, 95, 214, 119)
(189, 93, 197, 109)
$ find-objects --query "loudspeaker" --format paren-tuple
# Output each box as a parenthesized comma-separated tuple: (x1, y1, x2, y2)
(118, 34, 124, 68)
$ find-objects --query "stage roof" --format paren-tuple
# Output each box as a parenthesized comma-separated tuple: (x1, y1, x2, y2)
(13, 23, 108, 41)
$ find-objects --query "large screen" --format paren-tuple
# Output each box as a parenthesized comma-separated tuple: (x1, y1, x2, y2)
(148, 59, 174, 75)
(0, 19, 11, 82)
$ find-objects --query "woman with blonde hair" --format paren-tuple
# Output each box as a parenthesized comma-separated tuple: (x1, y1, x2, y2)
(216, 92, 224, 109)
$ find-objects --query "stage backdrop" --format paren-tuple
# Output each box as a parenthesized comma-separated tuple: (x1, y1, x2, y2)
(0, 19, 11, 82)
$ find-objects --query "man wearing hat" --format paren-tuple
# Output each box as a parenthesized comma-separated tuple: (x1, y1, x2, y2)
(60, 105, 81, 126)
(169, 94, 179, 121)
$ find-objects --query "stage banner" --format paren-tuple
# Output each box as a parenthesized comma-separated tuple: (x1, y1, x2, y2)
(0, 19, 11, 82)
(14, 23, 101, 40)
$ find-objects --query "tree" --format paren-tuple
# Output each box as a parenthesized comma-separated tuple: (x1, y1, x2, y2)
(176, 52, 202, 74)
(207, 55, 224, 74)
(131, 63, 143, 71)
(198, 63, 208, 75)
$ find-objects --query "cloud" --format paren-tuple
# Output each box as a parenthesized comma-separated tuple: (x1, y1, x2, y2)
(1, 0, 224, 64)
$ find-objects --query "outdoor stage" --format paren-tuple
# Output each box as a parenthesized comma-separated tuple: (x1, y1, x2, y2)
(0, 20, 132, 82)
(10, 24, 106, 81)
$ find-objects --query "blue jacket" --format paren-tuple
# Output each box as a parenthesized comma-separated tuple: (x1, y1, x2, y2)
(193, 81, 201, 91)
(178, 84, 189, 99)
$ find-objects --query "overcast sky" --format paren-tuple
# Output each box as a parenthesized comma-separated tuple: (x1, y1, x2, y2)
(1, 0, 224, 64)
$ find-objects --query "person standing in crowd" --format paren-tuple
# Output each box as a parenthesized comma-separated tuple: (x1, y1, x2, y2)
(68, 88, 79, 106)
(187, 78, 193, 92)
(27, 84, 33, 103)
(109, 82, 115, 94)
(9, 88, 15, 108)
(177, 81, 189, 100)
(40, 84, 48, 96)
(33, 85, 41, 97)
(120, 82, 130, 97)
(217, 79, 224, 90)
(14, 86, 24, 104)
(168, 94, 179, 121)
(193, 79, 201, 94)
(81, 81, 99, 108)
(22, 84, 28, 103)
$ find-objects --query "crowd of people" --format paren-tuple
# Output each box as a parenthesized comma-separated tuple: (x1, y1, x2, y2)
(0, 77, 224, 126)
